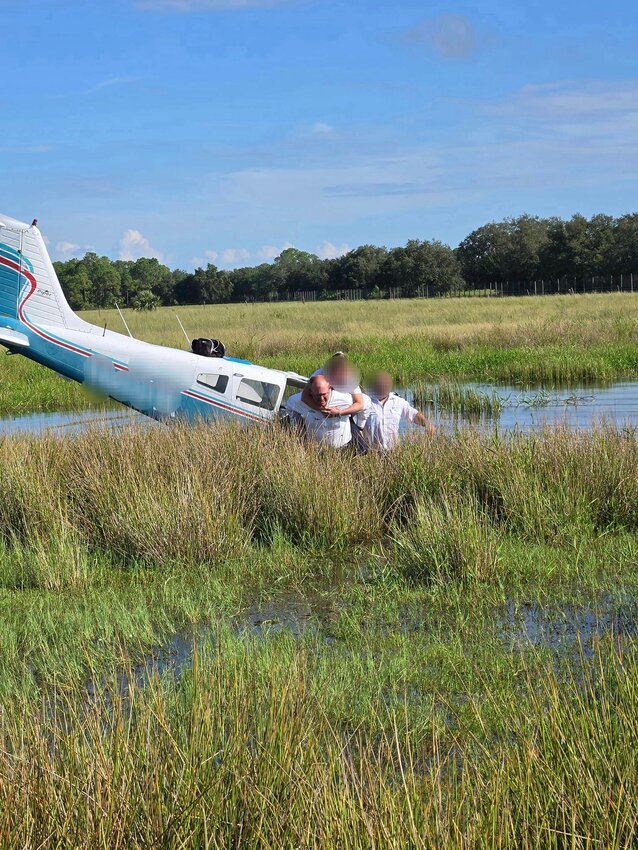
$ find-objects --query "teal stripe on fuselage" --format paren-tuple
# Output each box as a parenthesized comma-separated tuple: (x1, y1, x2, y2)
(0, 263, 19, 318)
(0, 243, 34, 272)
(0, 243, 34, 319)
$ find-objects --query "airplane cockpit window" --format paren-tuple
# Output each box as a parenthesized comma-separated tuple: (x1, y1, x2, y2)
(235, 378, 280, 411)
(197, 373, 229, 394)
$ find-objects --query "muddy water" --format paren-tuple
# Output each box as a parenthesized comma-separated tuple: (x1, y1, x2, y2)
(498, 595, 638, 657)
(91, 591, 637, 705)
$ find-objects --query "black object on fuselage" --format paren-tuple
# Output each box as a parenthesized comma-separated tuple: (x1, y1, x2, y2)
(191, 338, 225, 358)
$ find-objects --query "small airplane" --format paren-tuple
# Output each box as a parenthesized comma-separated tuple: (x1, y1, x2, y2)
(0, 213, 307, 424)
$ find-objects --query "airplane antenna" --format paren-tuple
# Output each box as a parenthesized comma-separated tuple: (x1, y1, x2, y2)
(175, 313, 191, 348)
(114, 302, 133, 338)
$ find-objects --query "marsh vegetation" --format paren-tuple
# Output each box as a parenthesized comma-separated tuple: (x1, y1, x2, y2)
(0, 423, 637, 846)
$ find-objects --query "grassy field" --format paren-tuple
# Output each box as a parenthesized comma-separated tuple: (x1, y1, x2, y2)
(0, 423, 638, 846)
(1, 292, 638, 415)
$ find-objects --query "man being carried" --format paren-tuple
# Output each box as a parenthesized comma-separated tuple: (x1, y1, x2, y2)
(286, 375, 353, 449)
(364, 371, 434, 450)
(311, 352, 365, 418)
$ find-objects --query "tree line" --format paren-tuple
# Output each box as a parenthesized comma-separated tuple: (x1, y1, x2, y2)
(54, 212, 638, 310)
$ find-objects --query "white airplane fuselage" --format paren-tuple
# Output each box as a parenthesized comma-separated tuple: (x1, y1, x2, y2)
(0, 214, 305, 424)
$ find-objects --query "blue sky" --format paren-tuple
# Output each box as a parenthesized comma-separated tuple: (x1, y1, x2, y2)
(1, 0, 637, 269)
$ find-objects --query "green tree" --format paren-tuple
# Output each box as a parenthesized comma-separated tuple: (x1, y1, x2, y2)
(131, 289, 161, 311)
(457, 222, 512, 284)
(130, 258, 174, 305)
(328, 245, 388, 291)
(272, 248, 325, 293)
(610, 214, 638, 273)
(176, 264, 232, 304)
(82, 253, 121, 308)
(381, 239, 461, 295)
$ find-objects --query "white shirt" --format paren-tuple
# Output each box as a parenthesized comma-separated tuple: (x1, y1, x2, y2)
(310, 368, 362, 396)
(287, 389, 353, 447)
(364, 392, 419, 450)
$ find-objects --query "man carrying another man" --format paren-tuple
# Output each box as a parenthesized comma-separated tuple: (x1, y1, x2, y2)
(286, 374, 355, 449)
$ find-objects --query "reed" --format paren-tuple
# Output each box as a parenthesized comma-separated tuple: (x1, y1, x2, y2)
(0, 423, 637, 845)
(1, 424, 638, 561)
(0, 632, 635, 848)
(412, 381, 503, 417)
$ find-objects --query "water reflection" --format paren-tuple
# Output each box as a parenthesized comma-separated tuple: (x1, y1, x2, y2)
(404, 380, 638, 433)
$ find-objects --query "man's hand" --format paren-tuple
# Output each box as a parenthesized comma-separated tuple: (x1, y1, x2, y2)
(323, 407, 348, 417)
(415, 412, 435, 433)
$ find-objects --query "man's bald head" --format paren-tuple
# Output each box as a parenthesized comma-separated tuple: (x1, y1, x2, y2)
(308, 374, 331, 409)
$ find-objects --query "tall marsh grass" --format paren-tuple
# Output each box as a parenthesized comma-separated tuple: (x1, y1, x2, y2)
(1, 423, 637, 564)
(0, 633, 636, 848)
(1, 423, 638, 846)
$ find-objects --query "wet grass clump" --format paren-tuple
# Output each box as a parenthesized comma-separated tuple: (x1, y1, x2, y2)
(0, 423, 638, 845)
(413, 381, 503, 417)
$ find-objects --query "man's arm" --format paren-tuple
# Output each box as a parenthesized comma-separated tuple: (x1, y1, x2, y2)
(414, 411, 435, 433)
(402, 401, 435, 434)
(324, 391, 365, 417)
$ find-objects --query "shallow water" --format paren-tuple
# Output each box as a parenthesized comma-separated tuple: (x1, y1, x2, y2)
(92, 591, 638, 705)
(404, 379, 638, 433)
(2, 380, 637, 436)
(0, 407, 149, 435)
(497, 595, 638, 657)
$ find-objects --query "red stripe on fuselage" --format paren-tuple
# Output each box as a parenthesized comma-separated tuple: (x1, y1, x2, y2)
(182, 389, 264, 422)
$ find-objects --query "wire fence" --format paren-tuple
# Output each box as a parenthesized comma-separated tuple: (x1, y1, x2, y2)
(249, 273, 638, 304)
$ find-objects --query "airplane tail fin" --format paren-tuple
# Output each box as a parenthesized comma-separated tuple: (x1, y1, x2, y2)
(0, 214, 77, 329)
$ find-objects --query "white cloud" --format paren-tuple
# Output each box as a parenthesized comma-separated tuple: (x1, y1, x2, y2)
(91, 76, 139, 92)
(51, 77, 139, 101)
(191, 249, 220, 267)
(119, 229, 164, 261)
(315, 240, 351, 260)
(55, 241, 81, 257)
(220, 247, 250, 265)
(211, 78, 638, 233)
(491, 80, 638, 126)
(257, 241, 294, 260)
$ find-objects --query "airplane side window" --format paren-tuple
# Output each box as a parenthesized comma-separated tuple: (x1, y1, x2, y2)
(235, 378, 279, 411)
(197, 373, 229, 394)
